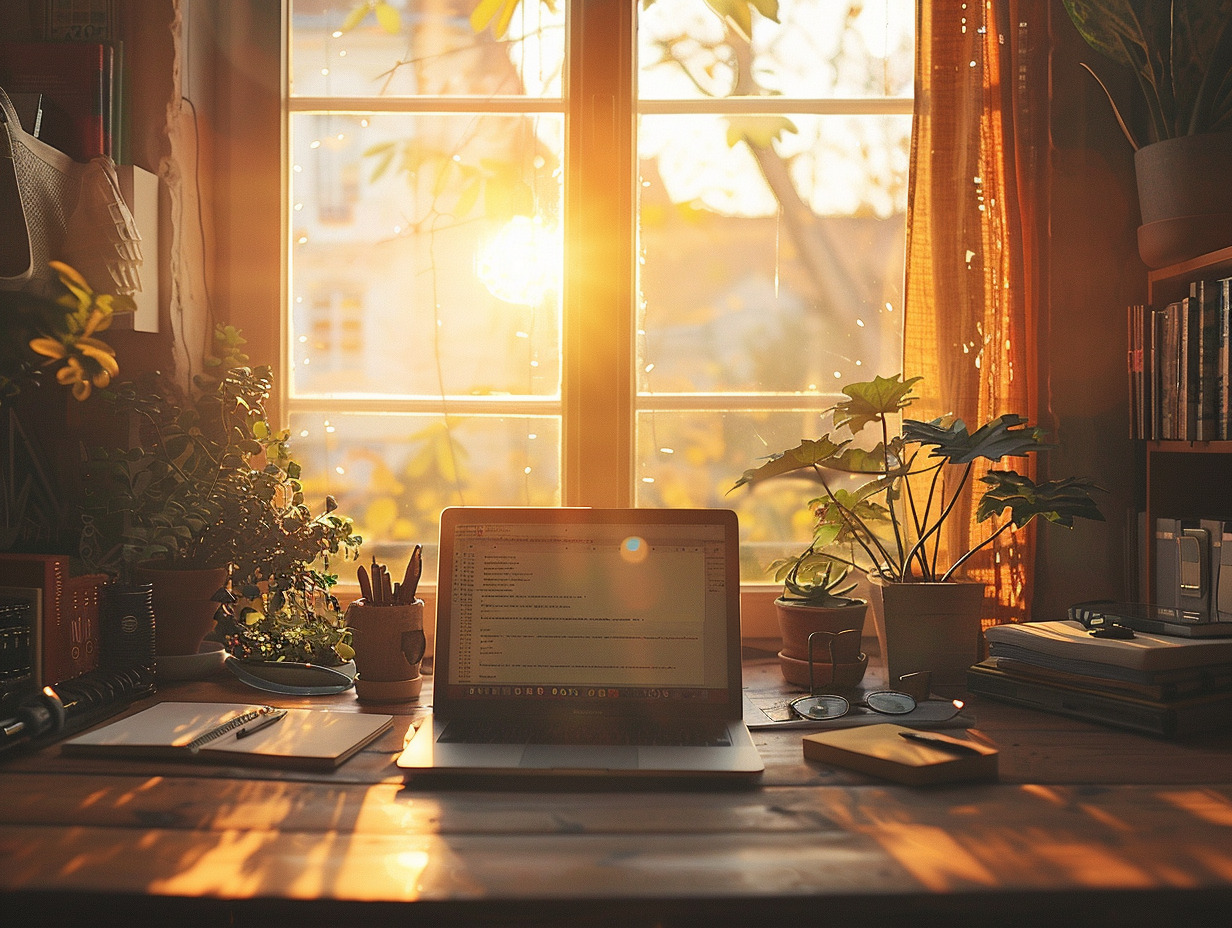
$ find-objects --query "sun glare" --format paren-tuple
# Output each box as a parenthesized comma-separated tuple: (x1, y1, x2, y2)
(476, 216, 562, 306)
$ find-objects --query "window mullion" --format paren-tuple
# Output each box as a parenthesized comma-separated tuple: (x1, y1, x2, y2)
(563, 0, 637, 508)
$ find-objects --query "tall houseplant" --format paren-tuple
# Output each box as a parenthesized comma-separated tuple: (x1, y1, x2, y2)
(1061, 0, 1232, 265)
(733, 374, 1104, 685)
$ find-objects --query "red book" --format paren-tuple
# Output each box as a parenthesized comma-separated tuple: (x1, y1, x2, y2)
(0, 553, 105, 685)
(0, 41, 112, 161)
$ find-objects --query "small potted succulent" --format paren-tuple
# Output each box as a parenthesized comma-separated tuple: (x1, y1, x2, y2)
(768, 547, 869, 688)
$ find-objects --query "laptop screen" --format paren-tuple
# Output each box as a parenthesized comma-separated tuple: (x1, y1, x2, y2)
(434, 507, 742, 716)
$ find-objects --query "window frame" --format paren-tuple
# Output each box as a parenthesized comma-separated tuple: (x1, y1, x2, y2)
(216, 1, 912, 636)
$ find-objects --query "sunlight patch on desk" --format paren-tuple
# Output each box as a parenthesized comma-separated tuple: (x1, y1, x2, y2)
(868, 825, 999, 891)
(1027, 839, 1154, 888)
(1159, 788, 1232, 827)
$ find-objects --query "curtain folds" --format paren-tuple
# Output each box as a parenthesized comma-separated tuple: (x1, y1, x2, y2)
(902, 0, 1047, 626)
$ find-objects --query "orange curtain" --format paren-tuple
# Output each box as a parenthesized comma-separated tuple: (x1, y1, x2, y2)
(903, 0, 1047, 626)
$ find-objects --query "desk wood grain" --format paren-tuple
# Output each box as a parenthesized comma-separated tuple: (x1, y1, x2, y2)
(2, 654, 1230, 927)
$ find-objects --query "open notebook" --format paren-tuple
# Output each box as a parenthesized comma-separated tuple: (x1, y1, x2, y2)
(63, 702, 392, 770)
(398, 507, 763, 780)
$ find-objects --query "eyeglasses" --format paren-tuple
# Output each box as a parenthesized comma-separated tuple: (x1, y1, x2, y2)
(785, 629, 957, 722)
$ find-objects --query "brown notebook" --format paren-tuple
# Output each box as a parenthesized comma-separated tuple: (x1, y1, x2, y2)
(803, 723, 998, 786)
(62, 702, 393, 770)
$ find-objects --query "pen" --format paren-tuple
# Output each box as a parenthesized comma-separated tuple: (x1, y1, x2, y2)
(235, 708, 287, 740)
(898, 730, 986, 756)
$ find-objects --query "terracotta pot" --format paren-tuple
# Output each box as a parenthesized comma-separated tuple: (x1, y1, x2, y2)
(134, 564, 229, 658)
(1134, 131, 1232, 268)
(774, 598, 867, 662)
(344, 599, 425, 703)
(867, 577, 984, 689)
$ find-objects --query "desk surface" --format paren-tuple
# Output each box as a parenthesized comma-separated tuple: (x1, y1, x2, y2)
(2, 651, 1231, 928)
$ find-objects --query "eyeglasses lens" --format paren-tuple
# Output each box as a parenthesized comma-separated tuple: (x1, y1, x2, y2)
(864, 690, 917, 714)
(790, 694, 850, 720)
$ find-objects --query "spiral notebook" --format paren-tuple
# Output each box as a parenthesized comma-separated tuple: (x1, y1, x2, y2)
(62, 701, 393, 770)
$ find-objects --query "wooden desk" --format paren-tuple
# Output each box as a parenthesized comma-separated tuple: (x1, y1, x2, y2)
(2, 651, 1231, 927)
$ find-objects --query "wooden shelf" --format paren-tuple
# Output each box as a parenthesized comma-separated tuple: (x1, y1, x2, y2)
(1141, 248, 1232, 601)
(1148, 245, 1232, 303)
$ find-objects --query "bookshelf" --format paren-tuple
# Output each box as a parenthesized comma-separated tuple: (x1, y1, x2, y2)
(1142, 246, 1232, 601)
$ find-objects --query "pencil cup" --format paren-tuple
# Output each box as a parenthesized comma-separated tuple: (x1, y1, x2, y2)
(344, 599, 426, 703)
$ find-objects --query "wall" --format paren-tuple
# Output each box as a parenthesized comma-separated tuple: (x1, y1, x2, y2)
(1035, 0, 1144, 618)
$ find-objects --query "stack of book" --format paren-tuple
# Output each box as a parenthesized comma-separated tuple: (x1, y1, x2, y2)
(967, 620, 1232, 737)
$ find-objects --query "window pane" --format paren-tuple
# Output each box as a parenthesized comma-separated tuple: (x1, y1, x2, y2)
(291, 411, 561, 583)
(638, 113, 909, 394)
(290, 112, 563, 398)
(635, 409, 873, 581)
(639, 0, 914, 100)
(290, 0, 565, 98)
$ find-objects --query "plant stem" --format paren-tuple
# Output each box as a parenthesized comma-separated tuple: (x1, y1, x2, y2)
(940, 517, 1014, 582)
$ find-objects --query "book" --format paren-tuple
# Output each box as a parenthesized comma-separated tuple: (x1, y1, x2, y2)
(802, 722, 998, 786)
(985, 619, 1232, 673)
(0, 40, 113, 160)
(1219, 277, 1232, 439)
(1194, 279, 1219, 441)
(0, 554, 107, 683)
(967, 660, 1232, 738)
(982, 656, 1232, 702)
(62, 701, 394, 770)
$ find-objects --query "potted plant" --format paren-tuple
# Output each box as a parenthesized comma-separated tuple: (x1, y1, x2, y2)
(733, 374, 1104, 686)
(81, 340, 362, 659)
(1, 262, 135, 552)
(1061, 0, 1232, 266)
(768, 547, 869, 688)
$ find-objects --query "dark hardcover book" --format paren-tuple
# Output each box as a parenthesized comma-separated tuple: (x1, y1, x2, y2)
(0, 40, 112, 160)
(1195, 280, 1220, 440)
(0, 554, 107, 684)
(1219, 277, 1232, 439)
(1160, 301, 1182, 439)
(984, 656, 1232, 702)
(967, 660, 1232, 738)
(1181, 294, 1198, 440)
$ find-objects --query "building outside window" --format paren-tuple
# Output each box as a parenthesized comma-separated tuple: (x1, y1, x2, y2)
(285, 0, 914, 588)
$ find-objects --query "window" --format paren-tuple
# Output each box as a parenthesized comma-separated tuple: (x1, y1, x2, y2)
(285, 0, 913, 590)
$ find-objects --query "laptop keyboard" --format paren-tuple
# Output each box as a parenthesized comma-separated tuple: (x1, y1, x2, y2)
(439, 717, 733, 748)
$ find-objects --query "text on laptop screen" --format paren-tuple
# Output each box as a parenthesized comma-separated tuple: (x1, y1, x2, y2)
(443, 519, 731, 704)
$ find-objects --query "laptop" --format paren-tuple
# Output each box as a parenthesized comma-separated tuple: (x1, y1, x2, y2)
(397, 506, 764, 780)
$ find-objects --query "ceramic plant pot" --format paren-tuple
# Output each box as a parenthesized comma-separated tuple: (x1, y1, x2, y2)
(344, 599, 426, 703)
(1135, 131, 1232, 268)
(773, 598, 868, 688)
(867, 577, 985, 689)
(134, 563, 229, 658)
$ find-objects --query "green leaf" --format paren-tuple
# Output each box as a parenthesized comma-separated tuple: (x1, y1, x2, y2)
(902, 413, 1053, 464)
(831, 374, 922, 433)
(976, 471, 1105, 529)
(730, 435, 848, 490)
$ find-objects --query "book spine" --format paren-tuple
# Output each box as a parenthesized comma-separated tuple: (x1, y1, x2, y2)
(1195, 280, 1219, 441)
(1220, 277, 1232, 440)
(1128, 304, 1144, 439)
